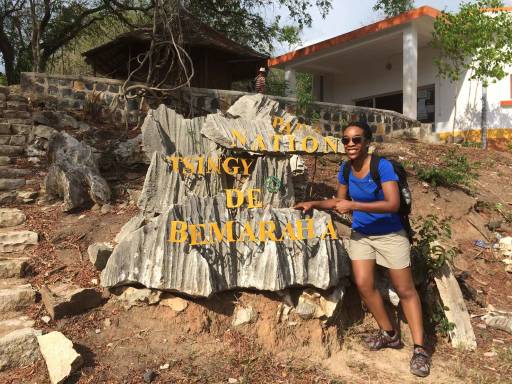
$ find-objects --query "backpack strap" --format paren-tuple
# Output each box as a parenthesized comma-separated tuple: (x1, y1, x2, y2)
(369, 154, 382, 195)
(342, 159, 351, 184)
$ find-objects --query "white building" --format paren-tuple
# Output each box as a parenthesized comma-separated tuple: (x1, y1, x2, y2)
(269, 6, 512, 143)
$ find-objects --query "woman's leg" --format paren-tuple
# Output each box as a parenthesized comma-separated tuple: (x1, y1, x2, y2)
(352, 259, 394, 331)
(388, 267, 424, 346)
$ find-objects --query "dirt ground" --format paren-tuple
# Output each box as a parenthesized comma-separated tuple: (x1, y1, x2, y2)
(1, 133, 512, 384)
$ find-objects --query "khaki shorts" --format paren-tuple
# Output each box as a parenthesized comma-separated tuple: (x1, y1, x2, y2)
(348, 229, 411, 269)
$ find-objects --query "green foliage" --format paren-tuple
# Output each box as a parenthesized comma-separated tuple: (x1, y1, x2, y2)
(373, 0, 414, 17)
(295, 72, 313, 115)
(411, 215, 458, 280)
(265, 69, 287, 97)
(0, 73, 6, 86)
(186, 0, 333, 55)
(411, 215, 458, 337)
(461, 141, 480, 148)
(432, 0, 512, 86)
(413, 148, 478, 187)
(507, 142, 512, 151)
(430, 303, 456, 337)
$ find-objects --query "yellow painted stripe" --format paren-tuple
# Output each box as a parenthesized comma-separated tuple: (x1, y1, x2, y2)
(438, 128, 512, 142)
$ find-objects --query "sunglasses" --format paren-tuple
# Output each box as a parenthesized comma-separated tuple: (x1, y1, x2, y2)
(341, 135, 364, 145)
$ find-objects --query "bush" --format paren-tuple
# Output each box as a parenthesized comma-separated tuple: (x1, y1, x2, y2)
(0, 73, 6, 86)
(414, 148, 477, 187)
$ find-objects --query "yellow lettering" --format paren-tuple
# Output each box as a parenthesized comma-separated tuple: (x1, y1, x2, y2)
(301, 136, 319, 153)
(225, 189, 244, 208)
(223, 157, 239, 176)
(226, 221, 236, 242)
(231, 130, 247, 147)
(283, 221, 299, 241)
(259, 221, 281, 241)
(238, 221, 257, 242)
(247, 189, 263, 208)
(207, 157, 220, 174)
(240, 158, 254, 176)
(209, 222, 225, 243)
(190, 223, 209, 245)
(320, 220, 338, 240)
(287, 134, 295, 151)
(169, 221, 188, 243)
(325, 137, 338, 153)
(166, 156, 181, 172)
(273, 134, 281, 151)
(182, 157, 195, 175)
(251, 135, 267, 151)
(197, 155, 204, 175)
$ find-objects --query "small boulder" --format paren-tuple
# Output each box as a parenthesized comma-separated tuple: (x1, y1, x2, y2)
(40, 283, 103, 319)
(33, 125, 58, 140)
(37, 331, 83, 384)
(232, 306, 258, 327)
(100, 204, 112, 214)
(116, 287, 161, 309)
(0, 208, 26, 228)
(87, 242, 113, 270)
(295, 286, 346, 320)
(0, 192, 16, 204)
(159, 295, 188, 312)
(0, 328, 42, 371)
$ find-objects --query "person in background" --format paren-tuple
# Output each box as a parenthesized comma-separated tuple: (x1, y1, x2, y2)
(255, 67, 266, 94)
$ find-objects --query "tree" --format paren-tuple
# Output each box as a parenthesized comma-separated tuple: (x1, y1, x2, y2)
(184, 0, 332, 55)
(0, 1, 151, 84)
(432, 0, 512, 148)
(373, 0, 414, 17)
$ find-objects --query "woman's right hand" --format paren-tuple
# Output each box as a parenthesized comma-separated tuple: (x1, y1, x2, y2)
(293, 201, 315, 213)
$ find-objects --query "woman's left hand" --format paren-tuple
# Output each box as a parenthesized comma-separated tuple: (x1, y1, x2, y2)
(334, 199, 355, 214)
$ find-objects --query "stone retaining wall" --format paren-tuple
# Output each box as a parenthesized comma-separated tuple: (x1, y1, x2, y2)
(21, 72, 426, 141)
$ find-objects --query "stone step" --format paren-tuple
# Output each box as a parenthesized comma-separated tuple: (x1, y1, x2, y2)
(0, 279, 35, 312)
(0, 257, 31, 278)
(0, 145, 24, 156)
(5, 101, 28, 112)
(0, 326, 41, 371)
(0, 135, 26, 146)
(0, 157, 10, 166)
(0, 123, 10, 135)
(0, 208, 26, 228)
(0, 178, 25, 191)
(0, 86, 8, 97)
(1, 110, 31, 120)
(0, 118, 32, 126)
(11, 124, 32, 135)
(6, 94, 28, 103)
(0, 316, 35, 336)
(0, 230, 38, 253)
(0, 166, 30, 178)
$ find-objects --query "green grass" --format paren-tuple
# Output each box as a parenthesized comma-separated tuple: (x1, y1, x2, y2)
(413, 148, 478, 187)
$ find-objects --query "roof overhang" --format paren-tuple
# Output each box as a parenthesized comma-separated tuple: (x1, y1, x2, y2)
(269, 6, 441, 71)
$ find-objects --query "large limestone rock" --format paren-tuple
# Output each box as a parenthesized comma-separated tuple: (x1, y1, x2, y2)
(113, 134, 145, 166)
(37, 331, 83, 384)
(40, 283, 103, 319)
(0, 208, 26, 228)
(0, 327, 42, 371)
(0, 230, 38, 253)
(44, 131, 111, 211)
(102, 194, 349, 297)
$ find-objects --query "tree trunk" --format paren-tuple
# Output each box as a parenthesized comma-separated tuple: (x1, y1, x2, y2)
(481, 85, 488, 149)
(0, 32, 16, 84)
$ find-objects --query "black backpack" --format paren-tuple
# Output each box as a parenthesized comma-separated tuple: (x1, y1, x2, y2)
(342, 154, 414, 242)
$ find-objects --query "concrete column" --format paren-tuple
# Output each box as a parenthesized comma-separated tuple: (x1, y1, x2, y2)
(285, 68, 296, 97)
(402, 24, 418, 120)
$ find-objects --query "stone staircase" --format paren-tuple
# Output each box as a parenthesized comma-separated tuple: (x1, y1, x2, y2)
(0, 86, 41, 371)
(0, 208, 40, 371)
(0, 85, 35, 201)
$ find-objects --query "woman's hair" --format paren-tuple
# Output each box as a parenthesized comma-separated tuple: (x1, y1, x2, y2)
(342, 121, 373, 141)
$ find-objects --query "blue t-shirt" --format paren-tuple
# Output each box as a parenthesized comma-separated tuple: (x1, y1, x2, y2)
(337, 159, 403, 235)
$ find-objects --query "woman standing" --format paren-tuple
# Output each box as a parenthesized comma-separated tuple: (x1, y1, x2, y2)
(294, 121, 430, 378)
